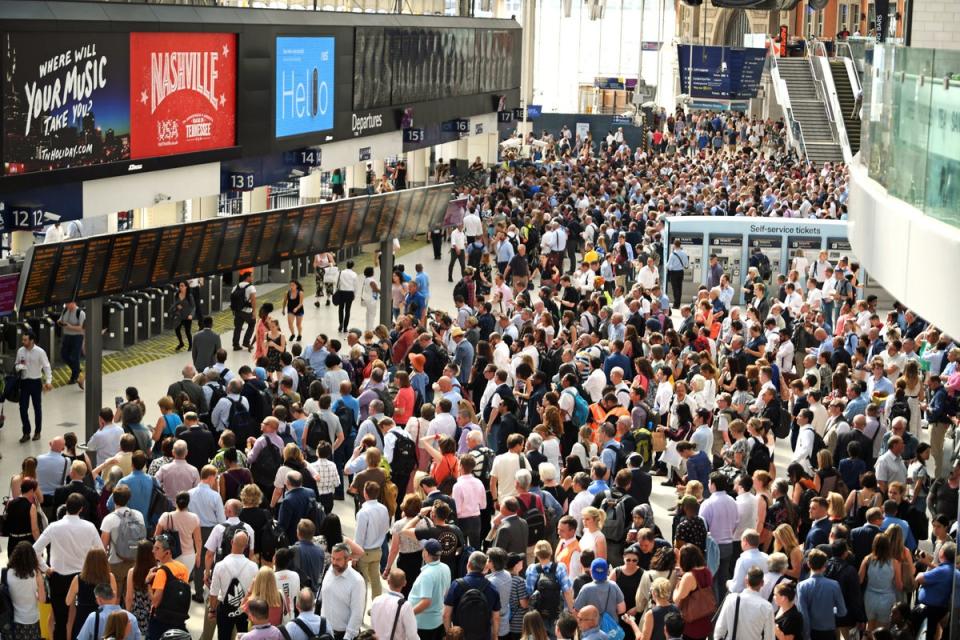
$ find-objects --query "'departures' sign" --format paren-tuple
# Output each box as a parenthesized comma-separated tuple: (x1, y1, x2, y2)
(677, 45, 767, 100)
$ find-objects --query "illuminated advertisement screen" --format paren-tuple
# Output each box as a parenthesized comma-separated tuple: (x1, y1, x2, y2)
(275, 37, 335, 138)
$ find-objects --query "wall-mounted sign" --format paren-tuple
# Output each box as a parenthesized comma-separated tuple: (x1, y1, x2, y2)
(130, 32, 237, 158)
(2, 32, 131, 175)
(442, 119, 469, 133)
(359, 147, 371, 162)
(2, 206, 45, 231)
(402, 128, 425, 144)
(286, 148, 322, 167)
(351, 111, 386, 137)
(474, 123, 484, 135)
(497, 110, 513, 123)
(227, 171, 255, 192)
(512, 108, 525, 120)
(678, 45, 766, 100)
(526, 105, 543, 119)
(275, 37, 335, 138)
(612, 115, 633, 125)
(641, 41, 661, 51)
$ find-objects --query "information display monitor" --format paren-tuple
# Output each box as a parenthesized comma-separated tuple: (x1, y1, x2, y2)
(126, 231, 161, 291)
(77, 237, 114, 299)
(152, 227, 184, 285)
(218, 217, 247, 271)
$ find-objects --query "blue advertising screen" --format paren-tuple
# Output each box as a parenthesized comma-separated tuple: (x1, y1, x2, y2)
(677, 45, 766, 100)
(276, 37, 335, 138)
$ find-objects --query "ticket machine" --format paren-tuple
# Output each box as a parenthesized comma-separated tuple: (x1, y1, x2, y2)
(707, 233, 743, 300)
(788, 236, 823, 284)
(747, 234, 783, 286)
(671, 232, 704, 304)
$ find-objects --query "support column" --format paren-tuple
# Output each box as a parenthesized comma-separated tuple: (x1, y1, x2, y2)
(84, 298, 103, 441)
(520, 0, 537, 105)
(379, 239, 394, 327)
(10, 231, 34, 255)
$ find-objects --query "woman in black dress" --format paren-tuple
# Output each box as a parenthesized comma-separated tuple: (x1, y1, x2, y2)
(773, 581, 804, 640)
(471, 341, 492, 410)
(611, 545, 645, 640)
(66, 548, 116, 640)
(1, 478, 42, 545)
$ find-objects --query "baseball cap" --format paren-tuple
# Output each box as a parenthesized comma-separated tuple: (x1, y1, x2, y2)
(590, 558, 609, 581)
(420, 539, 442, 556)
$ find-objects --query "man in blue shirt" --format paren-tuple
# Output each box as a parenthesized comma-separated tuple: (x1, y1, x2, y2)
(575, 606, 608, 640)
(678, 442, 711, 493)
(277, 471, 315, 543)
(916, 542, 960, 634)
(302, 334, 329, 378)
(414, 263, 430, 306)
(880, 501, 917, 552)
(404, 281, 428, 325)
(108, 452, 155, 525)
(76, 583, 142, 640)
(805, 497, 832, 550)
(443, 551, 501, 637)
(843, 381, 870, 423)
(796, 549, 847, 640)
(602, 341, 632, 382)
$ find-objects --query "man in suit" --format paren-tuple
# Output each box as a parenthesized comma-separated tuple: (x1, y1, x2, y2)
(849, 508, 884, 566)
(52, 460, 100, 526)
(805, 496, 832, 550)
(175, 412, 218, 474)
(192, 317, 221, 372)
(166, 365, 207, 413)
(451, 327, 474, 388)
(489, 497, 528, 556)
(277, 470, 315, 543)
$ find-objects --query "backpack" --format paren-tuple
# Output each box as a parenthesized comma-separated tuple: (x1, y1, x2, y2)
(389, 428, 417, 479)
(746, 436, 771, 475)
(452, 579, 493, 640)
(374, 386, 395, 418)
(113, 509, 147, 561)
(756, 253, 772, 280)
(773, 401, 791, 439)
(565, 388, 589, 427)
(472, 447, 495, 483)
(278, 421, 297, 446)
(453, 279, 468, 302)
(251, 438, 283, 489)
(279, 618, 333, 640)
(600, 490, 629, 543)
(889, 398, 911, 425)
(517, 492, 547, 546)
(220, 576, 248, 619)
(230, 283, 249, 313)
(218, 522, 250, 562)
(305, 498, 326, 532)
(259, 517, 289, 562)
(305, 413, 333, 454)
(335, 404, 358, 438)
(227, 398, 255, 442)
(807, 428, 827, 470)
(705, 533, 720, 575)
(154, 565, 191, 624)
(206, 382, 227, 414)
(604, 441, 628, 474)
(630, 428, 653, 467)
(529, 562, 563, 619)
(0, 569, 13, 638)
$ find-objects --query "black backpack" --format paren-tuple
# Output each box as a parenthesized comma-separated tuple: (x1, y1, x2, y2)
(746, 436, 771, 475)
(335, 404, 358, 438)
(227, 398, 255, 442)
(889, 399, 911, 425)
(230, 283, 249, 313)
(154, 565, 191, 624)
(517, 492, 547, 546)
(773, 400, 791, 439)
(251, 438, 283, 488)
(220, 576, 248, 619)
(755, 253, 772, 280)
(206, 382, 227, 413)
(390, 428, 417, 478)
(279, 617, 333, 640)
(807, 428, 827, 470)
(529, 562, 563, 620)
(453, 279, 468, 302)
(452, 579, 493, 640)
(305, 414, 333, 452)
(218, 522, 250, 562)
(374, 386, 395, 418)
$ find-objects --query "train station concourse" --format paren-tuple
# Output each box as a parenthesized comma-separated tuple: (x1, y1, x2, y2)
(0, 1, 958, 639)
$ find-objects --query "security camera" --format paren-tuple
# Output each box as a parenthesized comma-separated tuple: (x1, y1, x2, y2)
(154, 193, 171, 203)
(43, 212, 61, 222)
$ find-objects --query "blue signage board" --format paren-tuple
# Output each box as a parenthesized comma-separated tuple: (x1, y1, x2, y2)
(612, 115, 634, 125)
(276, 37, 336, 138)
(441, 119, 470, 134)
(527, 104, 543, 119)
(677, 45, 767, 100)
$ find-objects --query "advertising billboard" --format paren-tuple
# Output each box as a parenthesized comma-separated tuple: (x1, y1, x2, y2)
(2, 32, 131, 175)
(129, 32, 237, 158)
(275, 37, 335, 138)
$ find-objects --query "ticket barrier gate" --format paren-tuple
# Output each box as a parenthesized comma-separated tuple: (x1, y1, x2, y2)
(103, 298, 130, 352)
(24, 316, 56, 360)
(205, 274, 224, 316)
(125, 291, 155, 341)
(143, 288, 166, 336)
(269, 259, 293, 284)
(156, 284, 178, 331)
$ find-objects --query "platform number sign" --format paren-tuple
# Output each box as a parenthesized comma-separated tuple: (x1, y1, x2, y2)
(228, 172, 256, 192)
(3, 206, 45, 230)
(403, 128, 425, 143)
(297, 149, 322, 166)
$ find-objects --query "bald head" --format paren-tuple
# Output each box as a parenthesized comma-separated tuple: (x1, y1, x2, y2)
(49, 436, 65, 453)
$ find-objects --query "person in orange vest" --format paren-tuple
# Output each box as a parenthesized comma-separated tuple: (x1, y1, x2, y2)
(555, 515, 583, 580)
(587, 393, 629, 442)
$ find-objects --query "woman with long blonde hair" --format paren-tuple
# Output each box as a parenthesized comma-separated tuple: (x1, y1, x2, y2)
(579, 507, 607, 560)
(772, 524, 803, 580)
(245, 566, 285, 626)
(900, 360, 924, 433)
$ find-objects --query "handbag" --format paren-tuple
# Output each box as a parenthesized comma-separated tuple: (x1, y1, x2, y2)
(159, 512, 183, 559)
(331, 272, 346, 305)
(678, 571, 717, 622)
(652, 430, 666, 453)
(599, 587, 626, 640)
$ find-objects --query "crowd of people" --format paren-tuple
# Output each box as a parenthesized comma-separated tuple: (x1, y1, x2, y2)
(3, 109, 959, 640)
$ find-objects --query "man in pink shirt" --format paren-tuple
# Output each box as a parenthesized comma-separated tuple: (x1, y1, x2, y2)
(451, 455, 486, 548)
(155, 439, 200, 497)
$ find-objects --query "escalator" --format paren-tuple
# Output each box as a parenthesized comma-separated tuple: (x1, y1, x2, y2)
(830, 59, 862, 154)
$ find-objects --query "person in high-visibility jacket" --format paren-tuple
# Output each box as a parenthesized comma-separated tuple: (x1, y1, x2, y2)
(587, 393, 629, 442)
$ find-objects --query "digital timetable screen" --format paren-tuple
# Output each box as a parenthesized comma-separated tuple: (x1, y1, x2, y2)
(15, 185, 452, 311)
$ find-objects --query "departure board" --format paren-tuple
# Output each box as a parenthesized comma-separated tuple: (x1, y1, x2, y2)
(77, 237, 114, 299)
(18, 245, 59, 310)
(173, 223, 205, 280)
(277, 210, 302, 259)
(151, 226, 184, 285)
(296, 207, 320, 256)
(47, 243, 84, 305)
(218, 217, 246, 271)
(357, 197, 383, 246)
(15, 184, 454, 311)
(313, 205, 335, 251)
(196, 221, 224, 276)
(389, 189, 416, 238)
(126, 230, 161, 291)
(256, 211, 284, 265)
(237, 215, 264, 269)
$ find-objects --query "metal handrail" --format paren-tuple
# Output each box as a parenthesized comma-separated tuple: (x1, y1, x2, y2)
(769, 54, 804, 158)
(789, 112, 808, 161)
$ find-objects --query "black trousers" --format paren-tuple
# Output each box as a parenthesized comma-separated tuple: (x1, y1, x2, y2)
(448, 249, 465, 281)
(50, 572, 77, 640)
(232, 312, 254, 349)
(175, 318, 193, 348)
(19, 378, 43, 437)
(60, 334, 83, 382)
(217, 609, 249, 640)
(337, 293, 355, 331)
(431, 234, 443, 259)
(418, 625, 445, 640)
(459, 515, 482, 549)
(148, 618, 186, 640)
(566, 242, 578, 273)
(667, 269, 684, 309)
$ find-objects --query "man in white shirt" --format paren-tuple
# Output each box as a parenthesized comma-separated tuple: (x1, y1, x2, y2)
(86, 407, 124, 467)
(209, 531, 259, 637)
(203, 499, 257, 585)
(44, 221, 65, 244)
(727, 530, 769, 594)
(371, 570, 418, 640)
(774, 328, 795, 374)
(15, 332, 53, 443)
(99, 484, 145, 599)
(792, 410, 817, 475)
(715, 567, 775, 640)
(583, 360, 607, 403)
(321, 542, 367, 640)
(568, 474, 594, 535)
(448, 226, 467, 282)
(462, 211, 483, 243)
(490, 434, 529, 503)
(427, 401, 458, 440)
(34, 495, 105, 640)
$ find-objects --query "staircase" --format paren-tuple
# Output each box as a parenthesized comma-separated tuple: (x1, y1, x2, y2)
(777, 58, 844, 165)
(830, 60, 862, 154)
